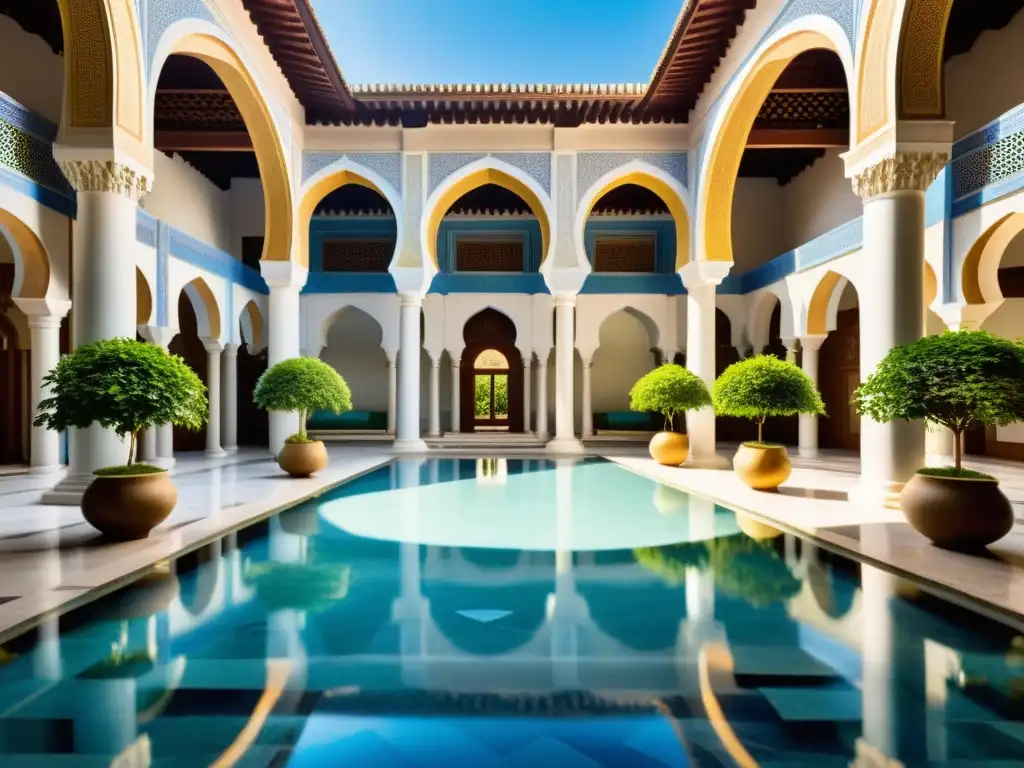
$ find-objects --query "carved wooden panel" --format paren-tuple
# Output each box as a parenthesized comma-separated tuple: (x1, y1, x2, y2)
(322, 239, 393, 272)
(594, 237, 656, 273)
(455, 240, 524, 272)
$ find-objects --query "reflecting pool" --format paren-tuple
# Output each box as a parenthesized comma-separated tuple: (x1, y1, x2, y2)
(0, 458, 1022, 766)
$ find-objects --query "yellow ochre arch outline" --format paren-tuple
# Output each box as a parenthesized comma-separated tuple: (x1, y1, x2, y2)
(160, 34, 294, 266)
(701, 31, 843, 264)
(425, 168, 551, 269)
(583, 171, 691, 269)
(136, 267, 153, 326)
(961, 213, 1024, 305)
(240, 300, 265, 348)
(0, 209, 50, 299)
(183, 277, 222, 341)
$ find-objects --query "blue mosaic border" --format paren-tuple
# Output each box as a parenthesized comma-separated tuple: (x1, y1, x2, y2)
(0, 92, 58, 143)
(146, 0, 217, 73)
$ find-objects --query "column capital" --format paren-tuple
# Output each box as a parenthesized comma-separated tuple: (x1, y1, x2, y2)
(934, 303, 990, 331)
(260, 260, 308, 289)
(12, 298, 71, 323)
(429, 355, 441, 369)
(200, 337, 223, 353)
(399, 291, 424, 308)
(57, 159, 151, 201)
(848, 151, 949, 200)
(798, 334, 828, 352)
(781, 336, 799, 353)
(552, 292, 578, 308)
(223, 342, 240, 356)
(678, 260, 732, 289)
(138, 324, 177, 348)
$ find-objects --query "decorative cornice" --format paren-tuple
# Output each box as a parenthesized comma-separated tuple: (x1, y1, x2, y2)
(58, 160, 151, 200)
(850, 152, 949, 200)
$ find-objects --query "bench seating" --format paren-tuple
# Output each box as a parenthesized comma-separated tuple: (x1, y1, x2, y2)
(307, 410, 388, 431)
(593, 411, 655, 431)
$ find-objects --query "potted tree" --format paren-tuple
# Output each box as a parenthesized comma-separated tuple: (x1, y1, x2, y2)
(854, 330, 1024, 548)
(629, 363, 713, 466)
(713, 354, 824, 490)
(34, 338, 207, 540)
(254, 357, 352, 477)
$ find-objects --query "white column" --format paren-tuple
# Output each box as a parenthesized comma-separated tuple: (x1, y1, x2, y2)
(43, 160, 149, 504)
(580, 357, 593, 438)
(395, 293, 426, 451)
(221, 343, 238, 453)
(535, 357, 549, 439)
(849, 153, 947, 506)
(14, 299, 70, 474)
(261, 262, 306, 456)
(678, 261, 732, 468)
(202, 339, 226, 458)
(548, 295, 581, 452)
(798, 335, 827, 458)
(522, 355, 532, 434)
(138, 327, 178, 469)
(387, 356, 397, 434)
(139, 428, 157, 463)
(427, 356, 440, 437)
(449, 358, 460, 434)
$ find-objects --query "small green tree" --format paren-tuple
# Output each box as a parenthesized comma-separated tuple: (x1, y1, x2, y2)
(253, 357, 352, 442)
(629, 364, 712, 431)
(854, 330, 1024, 473)
(713, 355, 824, 444)
(34, 338, 207, 467)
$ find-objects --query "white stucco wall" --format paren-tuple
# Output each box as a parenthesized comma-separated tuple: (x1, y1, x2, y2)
(731, 177, 786, 272)
(228, 178, 266, 259)
(144, 153, 233, 255)
(945, 7, 1024, 138)
(591, 311, 657, 413)
(320, 307, 390, 413)
(0, 15, 63, 123)
(782, 150, 862, 249)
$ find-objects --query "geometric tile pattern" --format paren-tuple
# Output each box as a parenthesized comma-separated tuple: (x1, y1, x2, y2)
(952, 128, 1024, 200)
(576, 153, 688, 203)
(301, 152, 403, 194)
(146, 0, 218, 73)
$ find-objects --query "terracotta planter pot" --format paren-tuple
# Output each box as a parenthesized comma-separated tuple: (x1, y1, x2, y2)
(81, 471, 177, 541)
(649, 431, 689, 467)
(900, 471, 1013, 549)
(278, 440, 328, 478)
(733, 442, 791, 491)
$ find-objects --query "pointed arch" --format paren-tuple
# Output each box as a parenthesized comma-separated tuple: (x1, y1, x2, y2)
(423, 159, 553, 269)
(0, 210, 50, 299)
(136, 267, 153, 326)
(149, 24, 293, 265)
(747, 287, 795, 351)
(239, 300, 264, 348)
(576, 161, 691, 269)
(806, 271, 853, 335)
(181, 277, 221, 340)
(297, 159, 403, 271)
(698, 17, 853, 263)
(961, 213, 1024, 305)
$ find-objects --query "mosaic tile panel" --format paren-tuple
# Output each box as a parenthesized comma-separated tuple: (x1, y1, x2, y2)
(146, 0, 217, 73)
(491, 152, 552, 194)
(0, 119, 73, 196)
(136, 210, 158, 248)
(953, 104, 1024, 159)
(156, 221, 170, 327)
(0, 94, 57, 143)
(953, 127, 1024, 200)
(427, 153, 485, 196)
(576, 153, 688, 204)
(554, 154, 578, 268)
(396, 154, 423, 268)
(300, 152, 403, 194)
(794, 217, 863, 271)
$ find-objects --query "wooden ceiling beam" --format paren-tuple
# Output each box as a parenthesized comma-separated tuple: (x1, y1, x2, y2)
(746, 127, 849, 148)
(155, 130, 254, 151)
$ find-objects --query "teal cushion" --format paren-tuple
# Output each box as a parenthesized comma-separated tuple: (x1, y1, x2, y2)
(595, 411, 653, 430)
(307, 410, 387, 431)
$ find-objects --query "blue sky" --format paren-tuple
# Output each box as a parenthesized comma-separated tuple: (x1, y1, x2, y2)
(309, 0, 681, 85)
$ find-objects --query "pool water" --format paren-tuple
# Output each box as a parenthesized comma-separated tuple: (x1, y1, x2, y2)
(0, 458, 1022, 766)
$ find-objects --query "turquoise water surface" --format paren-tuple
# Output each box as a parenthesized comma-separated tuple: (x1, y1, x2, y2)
(0, 457, 1021, 766)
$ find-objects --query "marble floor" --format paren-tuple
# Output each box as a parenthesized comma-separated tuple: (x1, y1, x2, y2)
(0, 444, 1022, 642)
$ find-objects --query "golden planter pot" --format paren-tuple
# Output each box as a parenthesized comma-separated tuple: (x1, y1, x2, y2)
(733, 442, 791, 491)
(649, 431, 689, 467)
(900, 472, 1013, 549)
(735, 512, 783, 540)
(278, 440, 329, 478)
(81, 471, 178, 541)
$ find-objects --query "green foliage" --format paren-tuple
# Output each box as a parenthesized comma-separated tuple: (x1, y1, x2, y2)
(285, 433, 315, 444)
(94, 464, 166, 477)
(247, 562, 351, 612)
(474, 375, 508, 419)
(917, 466, 996, 480)
(34, 338, 207, 466)
(253, 357, 352, 439)
(854, 331, 1024, 470)
(713, 355, 824, 442)
(706, 534, 801, 608)
(633, 542, 711, 584)
(629, 364, 712, 430)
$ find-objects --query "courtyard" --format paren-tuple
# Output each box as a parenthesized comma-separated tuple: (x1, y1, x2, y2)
(1, 0, 1024, 764)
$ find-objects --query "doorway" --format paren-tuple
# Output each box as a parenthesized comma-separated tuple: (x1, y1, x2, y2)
(460, 308, 523, 433)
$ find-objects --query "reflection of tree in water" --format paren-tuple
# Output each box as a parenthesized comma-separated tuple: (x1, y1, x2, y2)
(246, 562, 351, 613)
(633, 534, 800, 607)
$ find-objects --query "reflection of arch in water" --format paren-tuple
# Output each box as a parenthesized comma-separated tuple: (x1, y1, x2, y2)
(427, 582, 550, 655)
(578, 580, 686, 652)
(459, 546, 523, 570)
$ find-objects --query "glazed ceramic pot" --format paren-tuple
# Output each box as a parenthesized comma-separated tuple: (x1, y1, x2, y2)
(735, 512, 784, 540)
(81, 471, 178, 541)
(733, 442, 792, 491)
(278, 439, 328, 478)
(900, 471, 1013, 549)
(649, 431, 689, 467)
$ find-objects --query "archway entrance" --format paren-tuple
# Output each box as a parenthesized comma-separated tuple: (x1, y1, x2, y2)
(460, 309, 523, 433)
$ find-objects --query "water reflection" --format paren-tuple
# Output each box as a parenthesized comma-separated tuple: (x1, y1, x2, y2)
(0, 459, 1020, 766)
